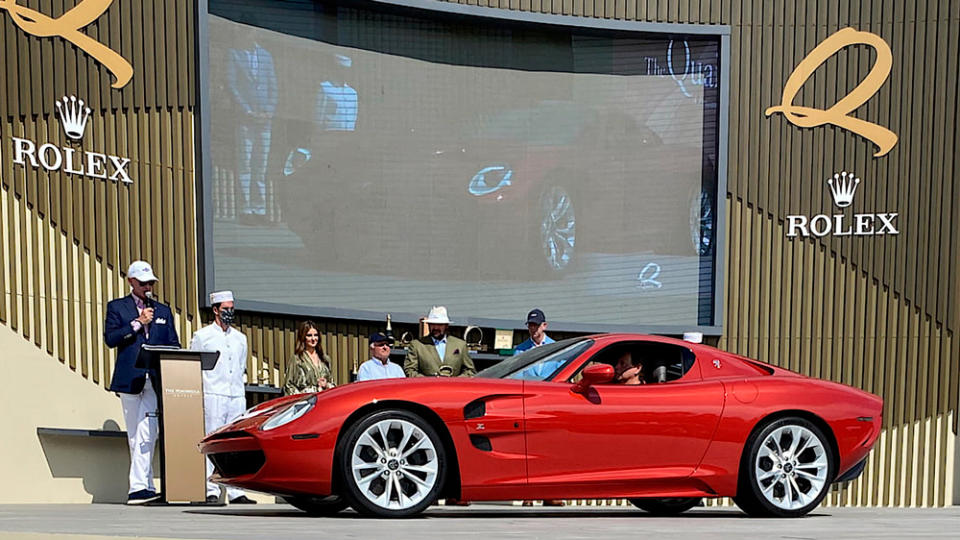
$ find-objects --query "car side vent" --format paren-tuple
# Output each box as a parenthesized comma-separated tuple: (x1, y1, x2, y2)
(463, 399, 486, 419)
(209, 450, 266, 477)
(469, 434, 492, 452)
(206, 430, 254, 441)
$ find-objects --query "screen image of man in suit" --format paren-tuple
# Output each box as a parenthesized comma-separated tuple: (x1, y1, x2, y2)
(228, 39, 278, 220)
(404, 306, 476, 378)
(103, 261, 181, 505)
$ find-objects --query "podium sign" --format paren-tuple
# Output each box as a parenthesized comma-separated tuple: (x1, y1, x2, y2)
(137, 346, 219, 504)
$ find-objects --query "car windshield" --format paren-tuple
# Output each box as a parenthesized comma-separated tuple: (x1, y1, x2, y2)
(476, 338, 594, 381)
(475, 102, 597, 145)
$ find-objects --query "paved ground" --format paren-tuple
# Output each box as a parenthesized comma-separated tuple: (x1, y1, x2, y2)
(1, 504, 958, 540)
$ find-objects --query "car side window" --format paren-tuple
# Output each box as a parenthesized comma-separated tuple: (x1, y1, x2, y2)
(567, 341, 696, 385)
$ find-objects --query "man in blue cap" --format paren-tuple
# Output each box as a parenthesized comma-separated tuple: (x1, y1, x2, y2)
(515, 312, 564, 508)
(357, 332, 405, 381)
(514, 309, 555, 354)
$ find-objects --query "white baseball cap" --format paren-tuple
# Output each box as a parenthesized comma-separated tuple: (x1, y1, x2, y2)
(423, 306, 451, 324)
(127, 260, 158, 283)
(682, 331, 704, 344)
(210, 290, 234, 304)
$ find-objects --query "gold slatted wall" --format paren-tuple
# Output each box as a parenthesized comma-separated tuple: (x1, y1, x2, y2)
(0, 2, 202, 389)
(0, 0, 956, 507)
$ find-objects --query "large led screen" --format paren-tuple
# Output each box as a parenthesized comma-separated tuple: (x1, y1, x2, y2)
(205, 0, 724, 331)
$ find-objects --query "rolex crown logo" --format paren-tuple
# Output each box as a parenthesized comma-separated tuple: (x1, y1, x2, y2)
(827, 171, 860, 208)
(55, 95, 92, 140)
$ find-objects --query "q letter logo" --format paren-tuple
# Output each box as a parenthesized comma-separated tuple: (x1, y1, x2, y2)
(766, 28, 897, 157)
(0, 0, 133, 88)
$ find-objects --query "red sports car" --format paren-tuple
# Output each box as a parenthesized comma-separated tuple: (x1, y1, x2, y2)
(200, 334, 882, 518)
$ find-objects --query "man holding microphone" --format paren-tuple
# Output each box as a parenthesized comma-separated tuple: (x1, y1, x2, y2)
(104, 261, 180, 505)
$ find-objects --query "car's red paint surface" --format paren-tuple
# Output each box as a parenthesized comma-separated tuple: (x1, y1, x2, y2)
(200, 334, 883, 503)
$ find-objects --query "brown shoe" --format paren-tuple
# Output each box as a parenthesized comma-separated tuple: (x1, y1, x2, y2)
(444, 498, 471, 506)
(543, 499, 565, 507)
(521, 500, 534, 507)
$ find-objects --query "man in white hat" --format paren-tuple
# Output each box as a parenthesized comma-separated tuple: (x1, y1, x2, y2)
(189, 291, 255, 505)
(104, 260, 181, 504)
(404, 306, 475, 378)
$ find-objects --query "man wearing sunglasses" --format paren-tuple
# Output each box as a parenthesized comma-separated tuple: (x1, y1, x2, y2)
(356, 332, 404, 381)
(103, 260, 181, 505)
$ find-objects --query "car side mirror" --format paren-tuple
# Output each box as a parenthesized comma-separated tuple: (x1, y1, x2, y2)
(573, 364, 614, 394)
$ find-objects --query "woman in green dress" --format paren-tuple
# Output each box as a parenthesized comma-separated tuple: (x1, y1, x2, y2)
(283, 321, 335, 395)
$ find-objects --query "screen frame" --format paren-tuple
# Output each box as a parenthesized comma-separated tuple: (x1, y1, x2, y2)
(196, 0, 731, 335)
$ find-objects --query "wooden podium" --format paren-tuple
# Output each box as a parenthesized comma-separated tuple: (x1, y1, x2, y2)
(136, 345, 219, 504)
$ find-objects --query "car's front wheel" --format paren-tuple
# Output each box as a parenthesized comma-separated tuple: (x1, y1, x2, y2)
(539, 184, 576, 273)
(734, 417, 835, 517)
(283, 495, 349, 516)
(629, 497, 702, 515)
(340, 409, 447, 517)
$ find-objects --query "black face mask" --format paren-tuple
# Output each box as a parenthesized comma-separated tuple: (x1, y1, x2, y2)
(219, 308, 236, 326)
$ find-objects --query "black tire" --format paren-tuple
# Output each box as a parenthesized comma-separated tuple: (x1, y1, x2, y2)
(734, 416, 835, 518)
(629, 497, 702, 516)
(339, 409, 447, 518)
(283, 495, 349, 516)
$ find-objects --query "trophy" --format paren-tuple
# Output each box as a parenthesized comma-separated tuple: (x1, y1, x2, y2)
(463, 325, 484, 351)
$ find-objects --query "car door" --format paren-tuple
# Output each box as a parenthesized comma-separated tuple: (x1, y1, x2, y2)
(523, 366, 724, 496)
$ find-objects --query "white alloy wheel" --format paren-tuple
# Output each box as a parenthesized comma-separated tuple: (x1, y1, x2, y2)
(349, 418, 440, 511)
(690, 189, 714, 255)
(753, 424, 830, 511)
(540, 185, 576, 271)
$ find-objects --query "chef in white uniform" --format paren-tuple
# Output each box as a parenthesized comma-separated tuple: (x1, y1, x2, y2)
(190, 290, 255, 504)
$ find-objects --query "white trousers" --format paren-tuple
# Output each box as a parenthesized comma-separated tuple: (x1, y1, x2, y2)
(119, 376, 158, 494)
(204, 394, 247, 499)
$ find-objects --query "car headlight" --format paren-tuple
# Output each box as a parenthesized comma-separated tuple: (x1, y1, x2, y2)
(468, 165, 513, 196)
(260, 395, 316, 431)
(282, 148, 312, 176)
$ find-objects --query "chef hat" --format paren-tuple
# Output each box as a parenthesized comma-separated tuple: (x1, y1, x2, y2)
(210, 290, 235, 304)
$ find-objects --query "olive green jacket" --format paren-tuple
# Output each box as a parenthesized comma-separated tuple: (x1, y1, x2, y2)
(404, 335, 476, 377)
(283, 352, 334, 395)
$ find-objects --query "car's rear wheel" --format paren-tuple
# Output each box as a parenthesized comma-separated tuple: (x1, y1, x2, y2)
(689, 188, 714, 256)
(629, 497, 702, 515)
(734, 417, 834, 518)
(283, 495, 349, 516)
(340, 409, 446, 517)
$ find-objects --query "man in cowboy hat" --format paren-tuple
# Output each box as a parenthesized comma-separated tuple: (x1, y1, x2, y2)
(189, 290, 256, 505)
(404, 306, 475, 378)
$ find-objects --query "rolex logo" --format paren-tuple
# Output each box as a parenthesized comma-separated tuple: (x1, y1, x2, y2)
(55, 96, 92, 140)
(786, 172, 897, 238)
(8, 94, 133, 183)
(827, 171, 860, 208)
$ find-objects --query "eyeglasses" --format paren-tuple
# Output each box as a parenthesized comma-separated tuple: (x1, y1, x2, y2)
(373, 342, 391, 347)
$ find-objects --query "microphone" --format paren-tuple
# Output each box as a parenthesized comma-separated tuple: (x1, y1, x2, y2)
(144, 291, 155, 308)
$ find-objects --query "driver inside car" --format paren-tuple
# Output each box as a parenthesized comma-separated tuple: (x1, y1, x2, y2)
(613, 352, 645, 385)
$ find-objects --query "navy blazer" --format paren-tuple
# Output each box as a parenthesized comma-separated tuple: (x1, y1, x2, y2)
(104, 295, 181, 394)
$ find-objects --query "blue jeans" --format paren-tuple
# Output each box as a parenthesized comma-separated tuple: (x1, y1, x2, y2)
(236, 118, 272, 215)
